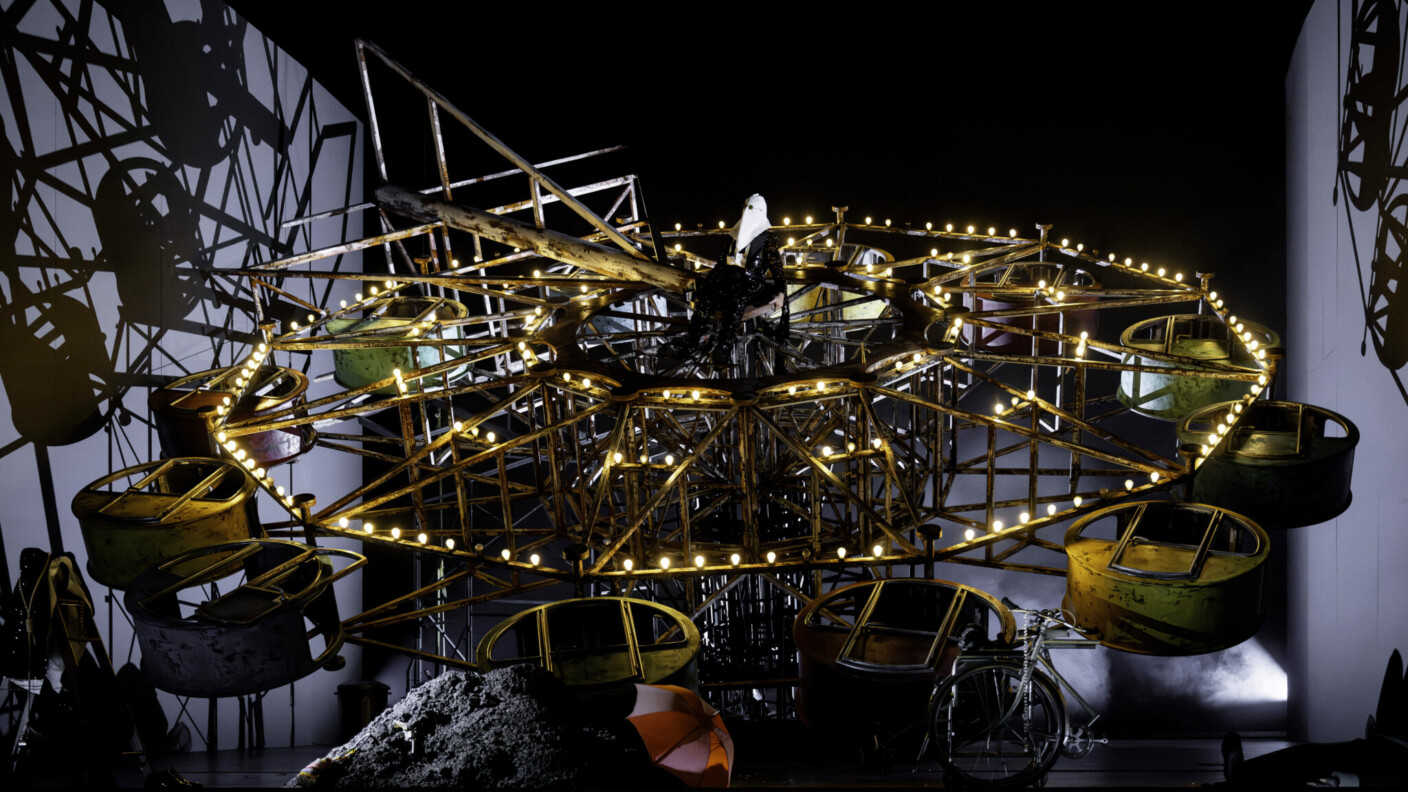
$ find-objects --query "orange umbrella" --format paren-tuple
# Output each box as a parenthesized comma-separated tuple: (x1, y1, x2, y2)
(627, 684, 734, 787)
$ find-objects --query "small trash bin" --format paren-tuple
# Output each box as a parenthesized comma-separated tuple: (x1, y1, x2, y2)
(337, 680, 390, 742)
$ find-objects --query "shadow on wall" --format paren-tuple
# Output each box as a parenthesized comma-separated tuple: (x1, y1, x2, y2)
(0, 0, 357, 556)
(1337, 0, 1408, 406)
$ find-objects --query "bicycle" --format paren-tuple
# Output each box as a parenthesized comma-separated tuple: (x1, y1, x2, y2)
(920, 599, 1107, 787)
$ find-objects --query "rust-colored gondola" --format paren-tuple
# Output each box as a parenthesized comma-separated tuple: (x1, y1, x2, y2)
(150, 365, 314, 466)
(793, 579, 1015, 736)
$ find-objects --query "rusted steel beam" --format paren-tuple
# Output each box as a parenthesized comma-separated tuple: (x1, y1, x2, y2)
(376, 184, 693, 293)
(358, 40, 648, 262)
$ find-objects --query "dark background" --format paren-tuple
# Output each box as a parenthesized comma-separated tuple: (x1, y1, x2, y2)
(230, 2, 1314, 336)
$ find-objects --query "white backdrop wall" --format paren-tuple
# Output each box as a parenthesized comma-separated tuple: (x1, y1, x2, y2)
(1286, 0, 1408, 742)
(0, 0, 363, 748)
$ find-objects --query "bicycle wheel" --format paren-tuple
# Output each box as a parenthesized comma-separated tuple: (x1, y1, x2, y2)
(929, 663, 1066, 787)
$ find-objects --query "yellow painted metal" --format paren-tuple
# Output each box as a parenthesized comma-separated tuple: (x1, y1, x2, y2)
(475, 596, 700, 688)
(1063, 501, 1269, 655)
(71, 458, 262, 590)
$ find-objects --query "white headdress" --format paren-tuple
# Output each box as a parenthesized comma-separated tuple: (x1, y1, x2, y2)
(728, 194, 770, 267)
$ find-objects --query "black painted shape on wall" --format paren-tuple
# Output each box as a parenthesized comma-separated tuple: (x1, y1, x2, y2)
(107, 0, 290, 169)
(1, 1, 313, 447)
(1337, 0, 1408, 405)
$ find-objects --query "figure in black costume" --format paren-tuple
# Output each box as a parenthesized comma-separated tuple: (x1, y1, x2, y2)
(667, 194, 788, 367)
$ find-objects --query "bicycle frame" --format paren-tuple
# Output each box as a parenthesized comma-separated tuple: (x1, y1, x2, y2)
(928, 609, 1104, 765)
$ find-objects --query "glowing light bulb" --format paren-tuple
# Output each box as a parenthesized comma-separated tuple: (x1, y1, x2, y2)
(530, 553, 540, 566)
(665, 454, 675, 465)
(1157, 267, 1166, 277)
(1175, 273, 1183, 282)
(872, 438, 882, 448)
(1150, 471, 1160, 483)
(766, 551, 777, 564)
(837, 547, 847, 559)
(418, 532, 428, 544)
(486, 431, 496, 443)
(1019, 511, 1030, 523)
(454, 421, 464, 432)
(391, 527, 401, 539)
(691, 389, 700, 400)
(1047, 504, 1057, 517)
(993, 520, 1004, 532)
(967, 225, 975, 234)
(865, 216, 873, 225)
(731, 553, 741, 566)
(1208, 433, 1219, 444)
(1026, 389, 1035, 400)
(624, 558, 634, 571)
(817, 381, 826, 391)
(994, 402, 1004, 414)
(446, 539, 456, 550)
(614, 452, 623, 463)
(660, 556, 671, 569)
(501, 548, 511, 561)
(338, 517, 349, 528)
(805, 215, 813, 224)
(872, 544, 884, 557)
(1061, 238, 1070, 247)
(364, 523, 374, 534)
(822, 446, 833, 456)
(946, 223, 954, 232)
(787, 386, 796, 395)
(987, 226, 995, 235)
(964, 529, 976, 541)
(694, 555, 705, 568)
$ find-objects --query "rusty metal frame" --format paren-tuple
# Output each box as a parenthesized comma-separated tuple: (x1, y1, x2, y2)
(192, 41, 1284, 673)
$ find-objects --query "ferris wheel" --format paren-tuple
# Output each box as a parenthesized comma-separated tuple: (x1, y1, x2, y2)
(77, 38, 1357, 725)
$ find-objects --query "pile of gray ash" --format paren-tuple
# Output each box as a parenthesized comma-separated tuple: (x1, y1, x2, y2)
(288, 665, 669, 788)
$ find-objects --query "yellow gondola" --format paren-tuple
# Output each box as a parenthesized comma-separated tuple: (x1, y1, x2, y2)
(1064, 501, 1269, 655)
